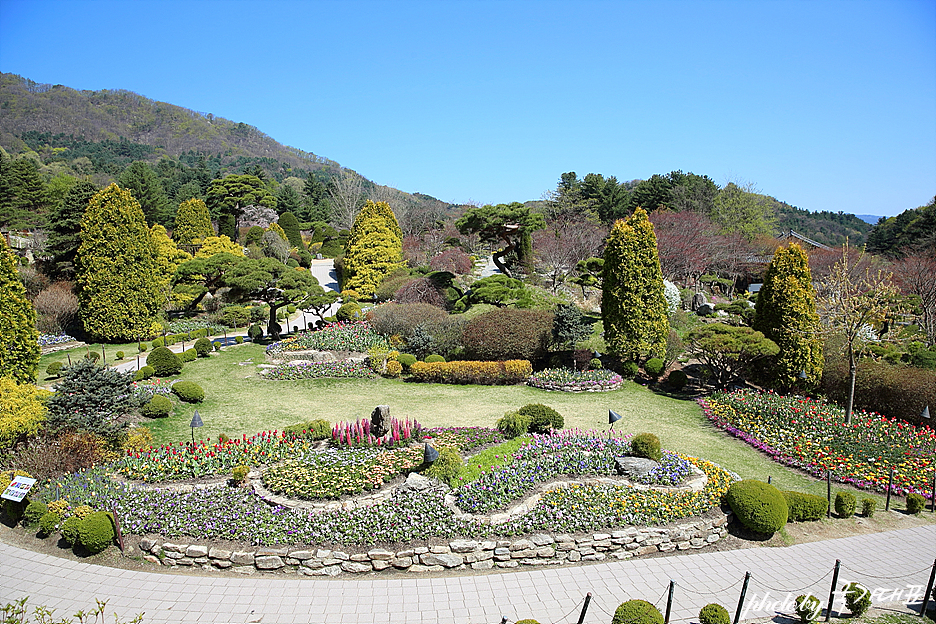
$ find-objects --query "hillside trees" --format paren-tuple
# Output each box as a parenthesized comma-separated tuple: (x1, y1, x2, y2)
(76, 184, 161, 341)
(533, 219, 606, 292)
(343, 200, 405, 298)
(329, 170, 366, 230)
(44, 179, 97, 278)
(118, 161, 170, 226)
(0, 155, 47, 229)
(456, 202, 545, 277)
(892, 251, 936, 346)
(752, 242, 823, 389)
(866, 197, 936, 257)
(0, 235, 40, 383)
(601, 207, 669, 362)
(275, 183, 302, 217)
(712, 182, 775, 241)
(303, 170, 332, 223)
(172, 198, 214, 245)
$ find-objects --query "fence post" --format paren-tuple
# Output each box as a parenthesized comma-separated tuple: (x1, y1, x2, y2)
(930, 472, 935, 513)
(886, 468, 895, 511)
(767, 476, 772, 484)
(577, 593, 592, 624)
(825, 559, 841, 622)
(733, 572, 751, 624)
(827, 471, 832, 518)
(920, 558, 936, 618)
(111, 505, 124, 552)
(665, 581, 675, 624)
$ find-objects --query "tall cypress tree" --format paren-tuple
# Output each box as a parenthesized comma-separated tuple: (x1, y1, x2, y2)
(343, 200, 404, 298)
(277, 211, 306, 251)
(601, 207, 669, 362)
(753, 242, 823, 389)
(45, 179, 98, 278)
(0, 235, 40, 383)
(173, 198, 214, 246)
(76, 184, 162, 341)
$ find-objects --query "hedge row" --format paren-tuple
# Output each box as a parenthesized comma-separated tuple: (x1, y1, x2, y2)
(822, 357, 936, 425)
(409, 360, 532, 385)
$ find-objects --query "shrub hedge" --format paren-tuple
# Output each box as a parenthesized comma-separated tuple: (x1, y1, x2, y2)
(725, 479, 788, 535)
(823, 357, 935, 425)
(409, 360, 532, 385)
(172, 381, 205, 403)
(783, 491, 827, 522)
(462, 308, 554, 363)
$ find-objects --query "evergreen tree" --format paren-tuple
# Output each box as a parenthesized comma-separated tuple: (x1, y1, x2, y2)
(753, 242, 823, 389)
(173, 198, 214, 246)
(278, 211, 305, 251)
(0, 157, 48, 229)
(45, 180, 97, 279)
(76, 184, 162, 341)
(343, 200, 405, 298)
(601, 207, 669, 362)
(119, 161, 171, 226)
(0, 236, 40, 383)
(150, 224, 192, 309)
(276, 183, 303, 217)
(218, 213, 237, 241)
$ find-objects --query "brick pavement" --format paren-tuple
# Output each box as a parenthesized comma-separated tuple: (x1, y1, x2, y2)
(2, 524, 934, 624)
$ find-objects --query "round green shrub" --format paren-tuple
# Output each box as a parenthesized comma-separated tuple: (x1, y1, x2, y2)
(85, 351, 100, 363)
(861, 498, 876, 518)
(231, 465, 249, 484)
(621, 361, 639, 379)
(612, 599, 664, 624)
(115, 351, 124, 360)
(794, 594, 821, 624)
(22, 500, 48, 527)
(425, 446, 463, 487)
(38, 511, 62, 537)
(424, 354, 445, 363)
(699, 603, 730, 624)
(725, 479, 789, 535)
(146, 346, 183, 377)
(194, 337, 212, 357)
(235, 336, 244, 344)
(2, 498, 27, 525)
(834, 491, 856, 518)
(248, 324, 263, 341)
(181, 348, 197, 362)
(46, 361, 64, 378)
(78, 511, 115, 554)
(213, 341, 222, 351)
(172, 380, 205, 403)
(630, 432, 662, 462)
(134, 365, 155, 381)
(138, 342, 148, 352)
(61, 515, 82, 546)
(141, 394, 173, 418)
(497, 411, 530, 439)
(843, 582, 871, 617)
(667, 369, 688, 389)
(518, 404, 563, 434)
(644, 357, 665, 378)
(397, 353, 417, 371)
(336, 301, 363, 322)
(151, 337, 165, 348)
(589, 357, 603, 370)
(907, 492, 926, 514)
(783, 491, 827, 522)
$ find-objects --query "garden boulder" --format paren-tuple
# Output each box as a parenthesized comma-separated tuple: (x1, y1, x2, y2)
(615, 457, 660, 480)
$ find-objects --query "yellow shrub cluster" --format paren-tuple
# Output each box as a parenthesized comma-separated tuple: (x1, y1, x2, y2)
(410, 360, 532, 385)
(0, 378, 51, 449)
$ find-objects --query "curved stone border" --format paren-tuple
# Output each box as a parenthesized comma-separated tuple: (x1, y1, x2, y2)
(265, 349, 366, 364)
(527, 380, 623, 392)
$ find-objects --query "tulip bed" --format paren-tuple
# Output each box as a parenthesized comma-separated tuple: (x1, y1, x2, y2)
(527, 368, 624, 391)
(702, 390, 936, 499)
(265, 321, 387, 355)
(263, 361, 374, 380)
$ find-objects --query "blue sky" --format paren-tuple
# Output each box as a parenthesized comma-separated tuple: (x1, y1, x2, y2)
(1, 0, 933, 217)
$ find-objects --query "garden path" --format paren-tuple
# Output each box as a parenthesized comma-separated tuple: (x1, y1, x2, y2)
(1, 524, 933, 624)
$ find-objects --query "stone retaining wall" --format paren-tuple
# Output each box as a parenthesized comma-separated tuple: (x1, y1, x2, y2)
(137, 513, 730, 576)
(527, 380, 623, 393)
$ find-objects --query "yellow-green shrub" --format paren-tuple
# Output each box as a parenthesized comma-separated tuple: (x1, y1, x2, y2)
(0, 378, 50, 449)
(410, 360, 532, 385)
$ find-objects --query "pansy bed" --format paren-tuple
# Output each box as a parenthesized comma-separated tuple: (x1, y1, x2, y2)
(527, 368, 624, 392)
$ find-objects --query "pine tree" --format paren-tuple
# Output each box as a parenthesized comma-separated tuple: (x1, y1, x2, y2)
(76, 184, 162, 341)
(45, 179, 98, 278)
(277, 211, 305, 251)
(0, 236, 40, 383)
(601, 207, 669, 362)
(752, 242, 823, 389)
(119, 161, 171, 226)
(172, 198, 214, 246)
(343, 200, 404, 298)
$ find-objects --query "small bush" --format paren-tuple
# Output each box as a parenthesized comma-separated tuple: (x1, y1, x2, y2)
(784, 491, 827, 522)
(907, 492, 926, 514)
(644, 357, 665, 378)
(61, 515, 81, 546)
(146, 346, 183, 377)
(630, 432, 662, 462)
(213, 341, 222, 351)
(497, 411, 531, 439)
(85, 351, 99, 363)
(2, 498, 27, 525)
(425, 446, 463, 487)
(22, 500, 48, 527)
(138, 342, 148, 352)
(843, 582, 871, 617)
(518, 404, 563, 433)
(834, 492, 856, 518)
(180, 348, 197, 362)
(725, 479, 788, 535)
(115, 351, 124, 360)
(612, 599, 664, 624)
(134, 365, 155, 381)
(384, 360, 403, 377)
(231, 465, 249, 484)
(667, 369, 688, 390)
(621, 361, 639, 379)
(194, 337, 212, 357)
(141, 394, 173, 418)
(699, 603, 730, 624)
(397, 353, 417, 371)
(248, 324, 263, 341)
(45, 361, 64, 378)
(336, 301, 363, 322)
(235, 336, 244, 344)
(588, 357, 602, 370)
(38, 511, 62, 537)
(172, 381, 205, 403)
(794, 594, 821, 624)
(152, 337, 165, 348)
(78, 511, 115, 554)
(425, 354, 445, 363)
(861, 498, 876, 518)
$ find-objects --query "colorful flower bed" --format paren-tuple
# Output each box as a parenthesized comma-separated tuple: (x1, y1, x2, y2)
(266, 321, 387, 355)
(129, 378, 174, 402)
(331, 416, 423, 447)
(166, 319, 227, 335)
(263, 361, 374, 380)
(702, 390, 936, 499)
(527, 368, 623, 392)
(38, 333, 76, 347)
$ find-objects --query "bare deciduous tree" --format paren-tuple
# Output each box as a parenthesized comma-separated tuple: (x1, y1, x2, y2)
(34, 281, 79, 334)
(329, 170, 366, 230)
(533, 219, 607, 292)
(892, 251, 936, 346)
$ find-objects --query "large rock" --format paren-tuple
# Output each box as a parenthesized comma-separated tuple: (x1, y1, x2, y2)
(371, 405, 391, 437)
(420, 553, 464, 568)
(691, 292, 707, 311)
(696, 302, 715, 316)
(615, 456, 661, 480)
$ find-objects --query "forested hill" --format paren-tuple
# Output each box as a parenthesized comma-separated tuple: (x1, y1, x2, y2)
(0, 73, 335, 173)
(769, 197, 873, 247)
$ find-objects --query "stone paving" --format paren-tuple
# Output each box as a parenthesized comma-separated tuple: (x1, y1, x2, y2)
(2, 524, 934, 624)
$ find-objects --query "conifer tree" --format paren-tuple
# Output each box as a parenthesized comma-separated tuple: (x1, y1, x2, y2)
(278, 211, 306, 251)
(343, 200, 404, 297)
(45, 179, 97, 278)
(119, 161, 170, 226)
(150, 224, 192, 309)
(0, 236, 40, 383)
(753, 242, 823, 389)
(76, 184, 161, 341)
(601, 207, 669, 362)
(173, 198, 214, 246)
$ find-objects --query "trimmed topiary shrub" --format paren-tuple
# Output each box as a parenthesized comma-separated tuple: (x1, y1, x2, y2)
(152, 337, 165, 348)
(22, 500, 48, 527)
(141, 394, 173, 418)
(621, 361, 639, 379)
(699, 603, 730, 624)
(462, 308, 554, 363)
(78, 511, 115, 554)
(194, 337, 212, 357)
(181, 348, 197, 362)
(783, 491, 827, 522)
(794, 594, 821, 623)
(907, 492, 926, 514)
(235, 335, 244, 344)
(213, 341, 221, 351)
(630, 432, 662, 462)
(38, 511, 62, 537)
(46, 361, 64, 378)
(725, 479, 789, 535)
(497, 411, 531, 439)
(834, 492, 856, 518)
(612, 599, 664, 624)
(336, 301, 363, 322)
(138, 342, 148, 352)
(115, 351, 124, 360)
(134, 365, 155, 381)
(397, 353, 417, 372)
(425, 354, 445, 363)
(843, 582, 871, 617)
(425, 446, 463, 487)
(518, 404, 563, 434)
(231, 465, 249, 484)
(61, 515, 81, 546)
(667, 369, 688, 390)
(861, 498, 876, 518)
(589, 357, 603, 370)
(248, 324, 263, 342)
(146, 346, 183, 377)
(644, 357, 665, 378)
(172, 381, 205, 403)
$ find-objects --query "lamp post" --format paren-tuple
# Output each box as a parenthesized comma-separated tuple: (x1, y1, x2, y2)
(609, 409, 622, 439)
(190, 409, 203, 448)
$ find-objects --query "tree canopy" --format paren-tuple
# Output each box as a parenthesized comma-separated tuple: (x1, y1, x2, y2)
(206, 174, 276, 226)
(173, 198, 214, 246)
(456, 202, 545, 276)
(343, 200, 404, 298)
(0, 235, 40, 383)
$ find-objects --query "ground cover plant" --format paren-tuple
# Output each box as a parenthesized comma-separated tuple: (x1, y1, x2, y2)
(702, 389, 936, 500)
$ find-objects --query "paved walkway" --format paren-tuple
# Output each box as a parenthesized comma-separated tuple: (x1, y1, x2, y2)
(2, 524, 934, 624)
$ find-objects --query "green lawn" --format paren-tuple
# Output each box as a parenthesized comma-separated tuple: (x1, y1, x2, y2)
(138, 343, 890, 502)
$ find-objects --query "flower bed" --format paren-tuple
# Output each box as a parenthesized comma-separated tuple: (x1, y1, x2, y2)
(130, 378, 174, 402)
(266, 321, 387, 355)
(702, 389, 936, 499)
(38, 333, 76, 347)
(527, 368, 624, 392)
(263, 361, 374, 380)
(166, 319, 227, 335)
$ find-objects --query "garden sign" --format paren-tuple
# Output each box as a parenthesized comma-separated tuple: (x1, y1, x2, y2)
(1, 475, 36, 503)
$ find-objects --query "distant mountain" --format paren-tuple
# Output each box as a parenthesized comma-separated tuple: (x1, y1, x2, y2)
(767, 196, 872, 247)
(856, 214, 885, 225)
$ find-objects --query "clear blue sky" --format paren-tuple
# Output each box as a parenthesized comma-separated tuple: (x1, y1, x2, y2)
(1, 0, 934, 217)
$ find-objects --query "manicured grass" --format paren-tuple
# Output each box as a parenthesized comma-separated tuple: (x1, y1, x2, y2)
(456, 435, 532, 484)
(38, 340, 143, 386)
(134, 342, 895, 504)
